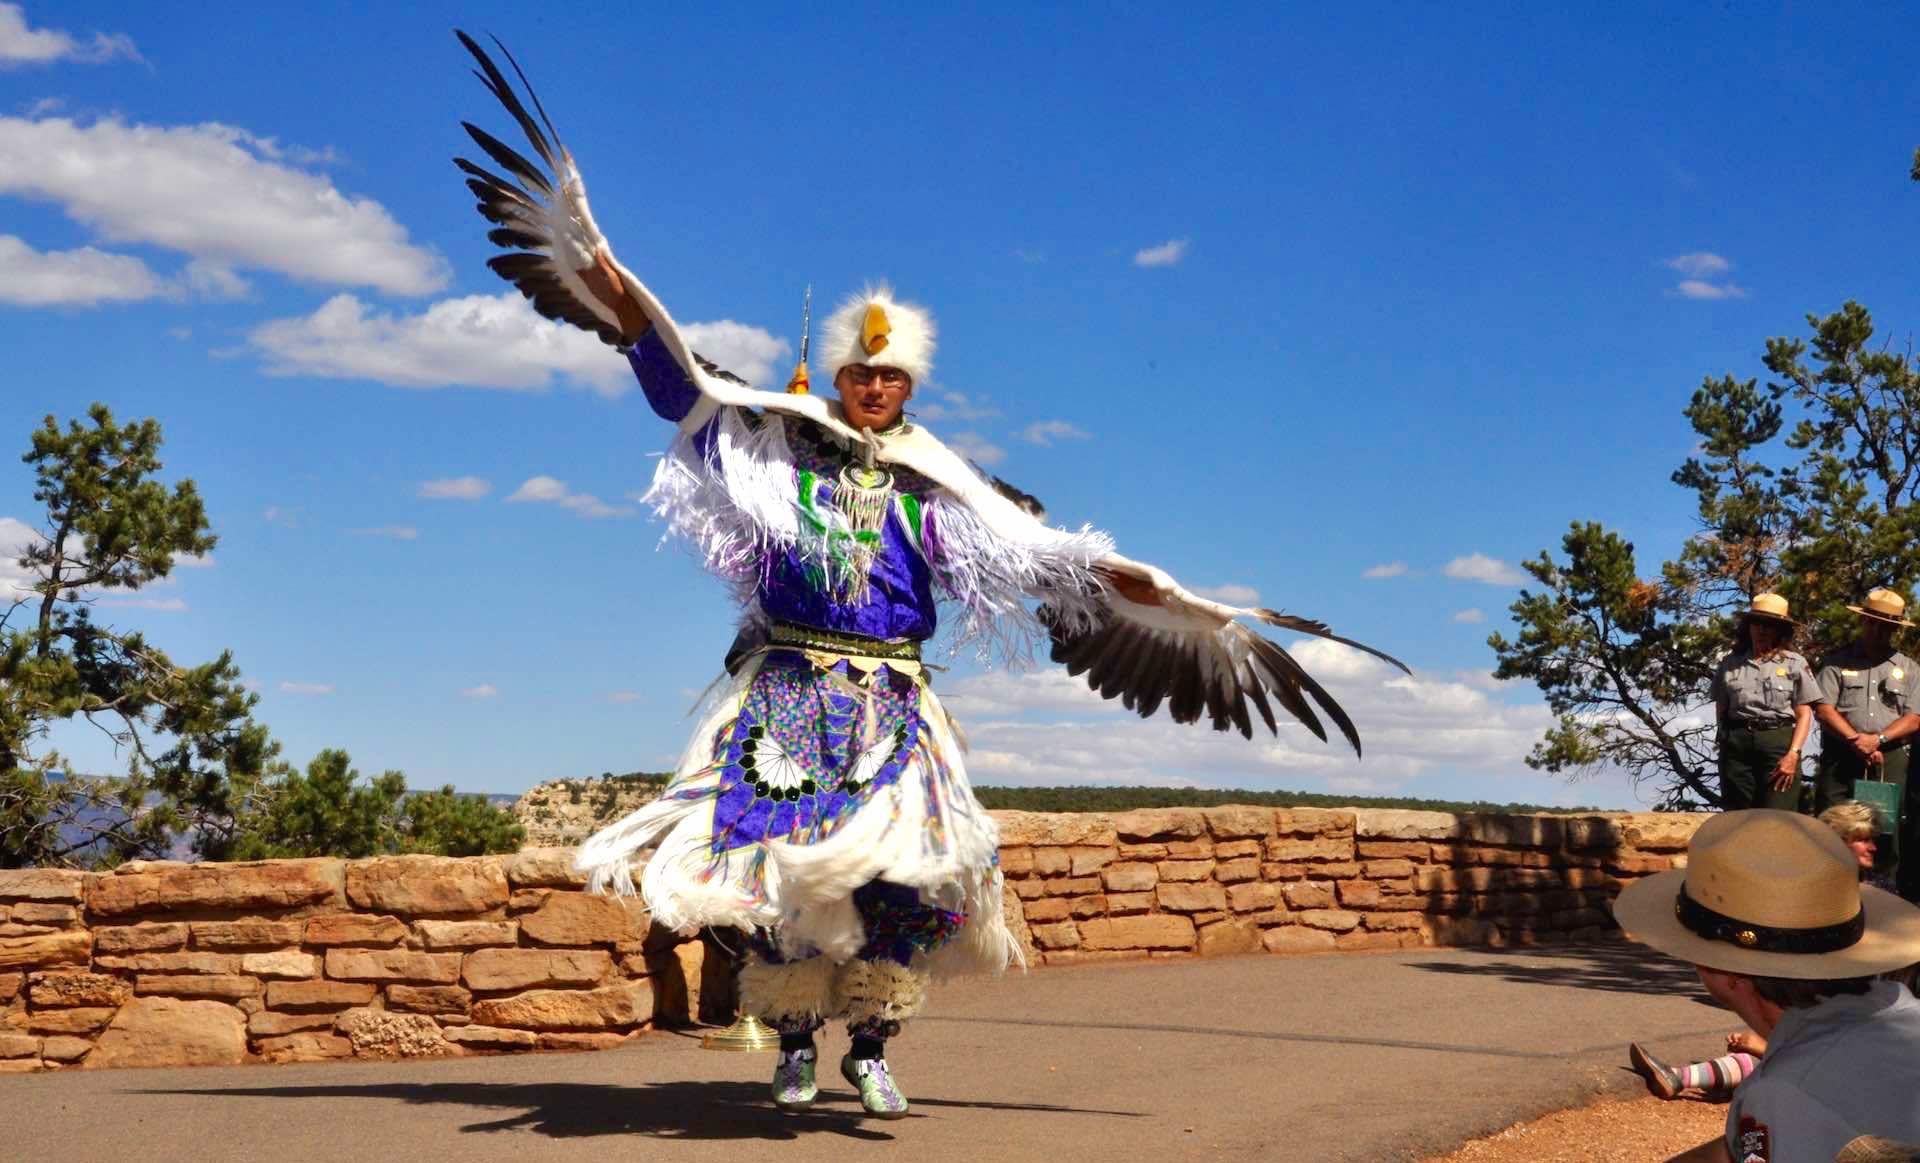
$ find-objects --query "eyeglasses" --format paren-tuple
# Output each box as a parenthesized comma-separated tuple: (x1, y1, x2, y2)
(840, 365, 911, 390)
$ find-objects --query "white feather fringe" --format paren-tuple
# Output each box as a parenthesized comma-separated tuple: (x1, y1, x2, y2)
(835, 958, 930, 1026)
(923, 493, 1112, 664)
(741, 952, 839, 1025)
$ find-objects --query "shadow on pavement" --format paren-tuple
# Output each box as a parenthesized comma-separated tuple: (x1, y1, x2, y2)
(1405, 944, 1716, 1003)
(140, 1079, 1145, 1142)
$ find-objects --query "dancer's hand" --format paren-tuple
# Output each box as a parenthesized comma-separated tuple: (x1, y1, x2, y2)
(1727, 1031, 1766, 1056)
(576, 249, 651, 343)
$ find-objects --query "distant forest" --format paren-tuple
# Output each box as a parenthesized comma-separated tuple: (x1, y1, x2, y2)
(563, 773, 1596, 816)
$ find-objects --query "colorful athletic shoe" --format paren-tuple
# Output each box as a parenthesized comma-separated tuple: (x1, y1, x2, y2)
(840, 1054, 909, 1119)
(1628, 1042, 1682, 1100)
(771, 1047, 818, 1112)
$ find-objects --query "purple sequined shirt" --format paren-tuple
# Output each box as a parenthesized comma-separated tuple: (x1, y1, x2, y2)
(630, 333, 938, 642)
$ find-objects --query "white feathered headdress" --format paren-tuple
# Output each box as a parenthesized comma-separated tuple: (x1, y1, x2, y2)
(815, 284, 936, 385)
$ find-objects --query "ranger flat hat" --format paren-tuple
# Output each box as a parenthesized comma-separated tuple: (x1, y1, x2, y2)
(1614, 810, 1920, 979)
(1848, 588, 1917, 628)
(1741, 592, 1797, 627)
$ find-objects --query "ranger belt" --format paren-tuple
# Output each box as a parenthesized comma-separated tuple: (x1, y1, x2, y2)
(768, 621, 922, 662)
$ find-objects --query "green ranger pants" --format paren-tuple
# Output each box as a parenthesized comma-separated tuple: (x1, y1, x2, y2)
(1719, 724, 1804, 812)
(1815, 738, 1912, 897)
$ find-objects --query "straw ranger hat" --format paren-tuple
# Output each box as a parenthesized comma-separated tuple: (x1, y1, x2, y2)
(1614, 810, 1920, 979)
(1837, 1137, 1920, 1163)
(1740, 592, 1798, 628)
(1848, 588, 1916, 629)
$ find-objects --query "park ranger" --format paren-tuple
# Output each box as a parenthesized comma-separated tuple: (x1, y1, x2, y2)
(1713, 593, 1824, 811)
(1815, 588, 1920, 895)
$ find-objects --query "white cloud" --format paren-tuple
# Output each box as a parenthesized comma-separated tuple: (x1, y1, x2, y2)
(418, 476, 491, 501)
(1018, 419, 1090, 446)
(942, 639, 1551, 792)
(95, 596, 185, 611)
(461, 684, 498, 700)
(506, 475, 635, 520)
(0, 234, 168, 305)
(249, 293, 626, 395)
(0, 5, 139, 67)
(247, 293, 790, 400)
(1665, 252, 1730, 278)
(1, 514, 43, 601)
(682, 319, 791, 389)
(945, 431, 1007, 467)
(348, 525, 418, 540)
(262, 506, 298, 527)
(1662, 252, 1746, 300)
(1133, 238, 1190, 268)
(1674, 279, 1748, 301)
(1442, 552, 1526, 586)
(1192, 583, 1261, 605)
(171, 552, 214, 569)
(1450, 608, 1486, 624)
(0, 115, 445, 295)
(1362, 561, 1408, 579)
(914, 390, 1001, 423)
(279, 681, 334, 696)
(602, 690, 645, 704)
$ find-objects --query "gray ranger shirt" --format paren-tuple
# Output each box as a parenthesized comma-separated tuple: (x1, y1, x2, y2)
(1714, 650, 1824, 727)
(1817, 643, 1918, 736)
(1724, 980, 1920, 1162)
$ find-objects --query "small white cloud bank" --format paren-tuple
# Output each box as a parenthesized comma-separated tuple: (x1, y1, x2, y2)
(1362, 561, 1409, 579)
(1018, 419, 1090, 447)
(1443, 552, 1526, 586)
(0, 4, 139, 67)
(0, 234, 168, 306)
(248, 293, 788, 399)
(1450, 608, 1486, 624)
(944, 431, 1007, 467)
(1663, 252, 1746, 300)
(682, 319, 791, 389)
(1193, 583, 1261, 605)
(507, 475, 634, 520)
(1133, 238, 1190, 268)
(0, 114, 445, 296)
(418, 476, 491, 501)
(278, 681, 334, 696)
(914, 390, 1000, 424)
(461, 684, 498, 700)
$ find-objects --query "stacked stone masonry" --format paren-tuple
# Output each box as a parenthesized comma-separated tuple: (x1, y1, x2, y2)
(993, 807, 1705, 966)
(0, 850, 710, 1074)
(0, 808, 1708, 1073)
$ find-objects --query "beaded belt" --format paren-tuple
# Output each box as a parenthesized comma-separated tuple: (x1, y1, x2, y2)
(769, 621, 922, 662)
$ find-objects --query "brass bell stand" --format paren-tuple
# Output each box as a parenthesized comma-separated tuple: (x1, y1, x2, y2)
(700, 928, 779, 1051)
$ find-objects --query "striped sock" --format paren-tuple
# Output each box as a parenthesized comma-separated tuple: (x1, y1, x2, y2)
(1680, 1053, 1758, 1091)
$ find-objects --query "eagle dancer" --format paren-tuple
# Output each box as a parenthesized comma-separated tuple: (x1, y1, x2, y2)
(451, 31, 1405, 1120)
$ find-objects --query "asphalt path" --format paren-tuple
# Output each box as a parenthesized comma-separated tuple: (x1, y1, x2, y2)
(1, 943, 1739, 1163)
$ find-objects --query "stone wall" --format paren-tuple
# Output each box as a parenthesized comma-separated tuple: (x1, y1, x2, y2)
(0, 849, 711, 1074)
(995, 807, 1706, 963)
(0, 808, 1710, 1074)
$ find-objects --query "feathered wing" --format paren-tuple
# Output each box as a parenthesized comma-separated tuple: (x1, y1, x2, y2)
(451, 32, 859, 439)
(1040, 555, 1410, 755)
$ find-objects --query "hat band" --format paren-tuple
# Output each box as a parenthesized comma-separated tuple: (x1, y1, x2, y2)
(1675, 885, 1864, 954)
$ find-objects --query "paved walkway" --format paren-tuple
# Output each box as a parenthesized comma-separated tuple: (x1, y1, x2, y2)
(4, 943, 1737, 1162)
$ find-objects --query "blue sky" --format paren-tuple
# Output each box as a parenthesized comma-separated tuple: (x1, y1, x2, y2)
(3, 2, 1916, 808)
